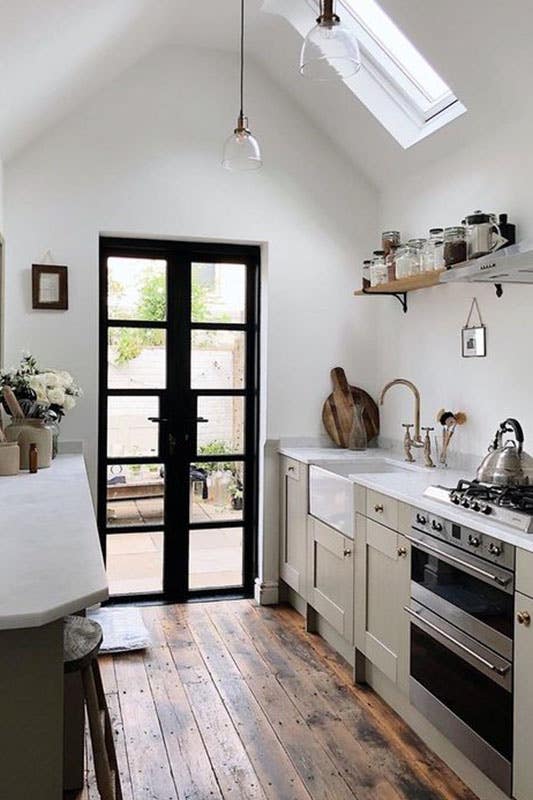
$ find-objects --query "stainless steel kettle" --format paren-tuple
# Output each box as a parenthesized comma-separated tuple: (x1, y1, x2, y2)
(476, 418, 533, 486)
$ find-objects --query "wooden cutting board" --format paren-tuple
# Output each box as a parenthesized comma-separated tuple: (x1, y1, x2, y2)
(322, 367, 380, 448)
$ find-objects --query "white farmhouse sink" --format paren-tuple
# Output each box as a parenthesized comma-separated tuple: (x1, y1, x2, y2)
(309, 459, 411, 537)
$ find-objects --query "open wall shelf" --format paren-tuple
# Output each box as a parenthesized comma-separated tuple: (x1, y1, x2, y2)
(353, 270, 444, 313)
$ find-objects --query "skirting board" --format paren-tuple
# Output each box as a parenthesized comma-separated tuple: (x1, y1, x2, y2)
(254, 578, 279, 605)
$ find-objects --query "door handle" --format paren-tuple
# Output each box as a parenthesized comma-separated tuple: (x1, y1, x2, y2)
(196, 417, 209, 423)
(148, 417, 168, 424)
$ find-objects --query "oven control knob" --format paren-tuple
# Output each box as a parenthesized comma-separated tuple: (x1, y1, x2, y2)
(461, 498, 470, 508)
(416, 513, 427, 525)
(431, 520, 443, 533)
(468, 534, 481, 548)
(470, 501, 481, 512)
(489, 542, 502, 557)
(451, 495, 461, 505)
(481, 504, 492, 515)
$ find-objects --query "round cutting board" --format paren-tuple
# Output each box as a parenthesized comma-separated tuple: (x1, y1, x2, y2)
(322, 367, 380, 448)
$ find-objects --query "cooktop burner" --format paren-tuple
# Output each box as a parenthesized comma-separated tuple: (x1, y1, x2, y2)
(424, 479, 533, 532)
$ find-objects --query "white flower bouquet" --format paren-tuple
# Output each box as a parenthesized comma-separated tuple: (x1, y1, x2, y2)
(0, 353, 83, 420)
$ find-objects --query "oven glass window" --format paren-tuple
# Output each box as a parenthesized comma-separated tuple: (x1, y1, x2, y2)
(411, 625, 512, 760)
(411, 548, 513, 638)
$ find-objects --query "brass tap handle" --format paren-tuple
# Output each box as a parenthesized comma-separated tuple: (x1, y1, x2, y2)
(402, 424, 415, 463)
(421, 426, 436, 468)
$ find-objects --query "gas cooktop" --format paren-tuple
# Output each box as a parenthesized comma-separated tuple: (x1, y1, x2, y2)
(424, 479, 533, 533)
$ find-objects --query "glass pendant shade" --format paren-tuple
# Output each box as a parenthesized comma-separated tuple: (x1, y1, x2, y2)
(300, 15, 361, 81)
(222, 118, 262, 171)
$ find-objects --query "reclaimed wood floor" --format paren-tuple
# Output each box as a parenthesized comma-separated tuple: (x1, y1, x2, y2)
(76, 600, 478, 800)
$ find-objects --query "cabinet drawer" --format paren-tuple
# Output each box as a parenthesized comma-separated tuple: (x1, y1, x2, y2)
(366, 489, 399, 530)
(283, 457, 301, 481)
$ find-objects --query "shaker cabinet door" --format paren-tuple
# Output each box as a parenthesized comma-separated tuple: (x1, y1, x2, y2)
(307, 516, 354, 644)
(355, 514, 410, 692)
(513, 591, 533, 800)
(280, 457, 308, 596)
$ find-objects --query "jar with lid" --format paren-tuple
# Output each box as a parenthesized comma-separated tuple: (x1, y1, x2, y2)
(370, 251, 388, 286)
(443, 226, 467, 268)
(362, 259, 372, 290)
(406, 239, 426, 275)
(385, 245, 399, 282)
(421, 228, 444, 272)
(394, 244, 415, 279)
(382, 231, 401, 256)
(464, 211, 505, 259)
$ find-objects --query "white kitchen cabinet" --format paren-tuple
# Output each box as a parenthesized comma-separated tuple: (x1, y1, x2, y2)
(513, 591, 533, 800)
(279, 456, 308, 596)
(307, 515, 354, 643)
(355, 514, 410, 693)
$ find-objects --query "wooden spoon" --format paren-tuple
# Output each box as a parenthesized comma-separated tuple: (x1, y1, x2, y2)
(2, 387, 25, 420)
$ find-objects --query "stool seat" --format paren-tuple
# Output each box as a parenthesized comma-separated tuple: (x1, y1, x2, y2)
(64, 616, 103, 673)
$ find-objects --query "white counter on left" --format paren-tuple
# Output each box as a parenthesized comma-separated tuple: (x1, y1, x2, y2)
(0, 454, 108, 630)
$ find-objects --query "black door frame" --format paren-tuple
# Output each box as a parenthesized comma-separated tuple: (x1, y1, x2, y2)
(98, 236, 260, 603)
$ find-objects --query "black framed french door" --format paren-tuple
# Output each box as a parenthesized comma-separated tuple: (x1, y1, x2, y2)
(98, 236, 260, 602)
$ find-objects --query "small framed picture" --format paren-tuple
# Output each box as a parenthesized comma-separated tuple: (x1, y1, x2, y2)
(462, 325, 486, 358)
(32, 264, 68, 310)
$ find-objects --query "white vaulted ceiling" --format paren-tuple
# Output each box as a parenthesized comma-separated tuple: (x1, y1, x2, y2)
(1, 0, 533, 185)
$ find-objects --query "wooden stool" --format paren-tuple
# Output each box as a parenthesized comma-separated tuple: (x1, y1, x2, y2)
(63, 616, 123, 800)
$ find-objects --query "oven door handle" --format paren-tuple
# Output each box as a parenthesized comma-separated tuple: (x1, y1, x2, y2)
(404, 534, 512, 588)
(404, 606, 511, 677)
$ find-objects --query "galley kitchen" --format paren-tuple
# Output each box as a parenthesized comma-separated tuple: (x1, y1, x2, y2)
(1, 2, 533, 800)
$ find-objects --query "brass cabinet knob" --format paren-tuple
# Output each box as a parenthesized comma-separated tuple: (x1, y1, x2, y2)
(517, 611, 531, 626)
(374, 504, 384, 513)
(397, 547, 408, 558)
(343, 548, 352, 558)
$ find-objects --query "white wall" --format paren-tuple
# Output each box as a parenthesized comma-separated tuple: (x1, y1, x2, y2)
(4, 44, 377, 490)
(377, 109, 533, 461)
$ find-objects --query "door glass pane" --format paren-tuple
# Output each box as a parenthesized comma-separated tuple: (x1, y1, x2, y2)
(197, 396, 245, 455)
(107, 532, 163, 595)
(107, 396, 159, 458)
(108, 257, 167, 321)
(108, 328, 166, 389)
(191, 330, 245, 389)
(191, 262, 246, 323)
(106, 463, 164, 528)
(189, 527, 243, 590)
(189, 461, 244, 523)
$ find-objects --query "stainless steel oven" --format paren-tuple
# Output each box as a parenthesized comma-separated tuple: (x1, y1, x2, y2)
(405, 510, 515, 795)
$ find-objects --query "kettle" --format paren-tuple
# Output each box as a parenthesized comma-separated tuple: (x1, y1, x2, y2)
(476, 418, 533, 486)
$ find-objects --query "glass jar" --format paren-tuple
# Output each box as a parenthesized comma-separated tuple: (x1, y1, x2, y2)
(385, 245, 399, 282)
(370, 251, 388, 286)
(443, 226, 467, 268)
(394, 245, 415, 279)
(362, 259, 372, 290)
(421, 228, 444, 271)
(406, 239, 426, 275)
(382, 230, 401, 256)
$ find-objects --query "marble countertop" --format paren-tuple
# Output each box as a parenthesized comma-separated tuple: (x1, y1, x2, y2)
(280, 445, 533, 552)
(0, 454, 108, 630)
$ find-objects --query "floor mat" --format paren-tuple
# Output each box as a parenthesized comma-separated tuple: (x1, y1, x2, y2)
(88, 606, 151, 653)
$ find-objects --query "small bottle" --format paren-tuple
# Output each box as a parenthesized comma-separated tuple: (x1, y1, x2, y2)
(362, 259, 372, 290)
(385, 244, 399, 282)
(370, 250, 387, 286)
(29, 443, 39, 474)
(498, 213, 516, 248)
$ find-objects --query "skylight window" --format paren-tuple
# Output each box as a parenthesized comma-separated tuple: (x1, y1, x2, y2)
(265, 0, 466, 148)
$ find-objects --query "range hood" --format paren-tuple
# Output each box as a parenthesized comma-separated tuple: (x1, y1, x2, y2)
(440, 241, 533, 293)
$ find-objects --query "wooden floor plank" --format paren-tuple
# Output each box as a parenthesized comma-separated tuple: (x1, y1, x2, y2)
(114, 652, 179, 800)
(144, 643, 223, 800)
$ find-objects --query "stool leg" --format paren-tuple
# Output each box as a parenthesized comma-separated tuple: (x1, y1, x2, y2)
(81, 664, 116, 800)
(92, 660, 123, 800)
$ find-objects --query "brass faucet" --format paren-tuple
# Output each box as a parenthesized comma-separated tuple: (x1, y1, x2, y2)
(379, 379, 424, 447)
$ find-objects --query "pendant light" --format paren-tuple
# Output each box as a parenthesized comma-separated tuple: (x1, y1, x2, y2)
(222, 0, 262, 171)
(300, 0, 361, 81)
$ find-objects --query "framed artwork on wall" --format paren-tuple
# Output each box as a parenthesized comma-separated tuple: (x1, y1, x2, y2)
(32, 264, 68, 310)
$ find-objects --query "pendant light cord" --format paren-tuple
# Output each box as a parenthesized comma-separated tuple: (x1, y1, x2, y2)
(239, 0, 245, 120)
